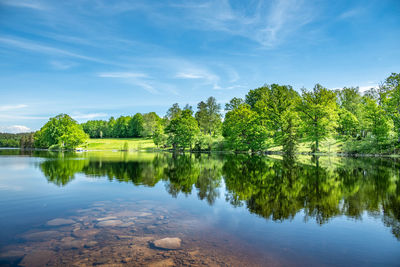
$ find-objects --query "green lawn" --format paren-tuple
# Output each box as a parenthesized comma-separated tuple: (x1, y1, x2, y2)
(84, 138, 157, 151)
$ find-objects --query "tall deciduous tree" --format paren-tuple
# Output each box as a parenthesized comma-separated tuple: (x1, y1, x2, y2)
(336, 87, 362, 137)
(253, 84, 301, 154)
(222, 104, 268, 152)
(165, 103, 182, 120)
(245, 85, 269, 108)
(382, 73, 400, 143)
(362, 96, 393, 148)
(297, 84, 338, 152)
(130, 113, 144, 137)
(34, 114, 88, 149)
(195, 97, 222, 136)
(225, 97, 244, 111)
(114, 116, 132, 138)
(165, 109, 200, 150)
(142, 112, 162, 137)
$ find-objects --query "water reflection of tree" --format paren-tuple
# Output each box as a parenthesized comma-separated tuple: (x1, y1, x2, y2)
(35, 151, 400, 239)
(223, 155, 400, 238)
(163, 153, 222, 204)
(40, 156, 89, 186)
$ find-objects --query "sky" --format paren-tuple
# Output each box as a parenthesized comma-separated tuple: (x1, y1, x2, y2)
(0, 0, 399, 132)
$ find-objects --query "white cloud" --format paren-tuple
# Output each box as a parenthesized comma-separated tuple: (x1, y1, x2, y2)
(98, 72, 148, 78)
(0, 125, 31, 133)
(0, 104, 27, 111)
(49, 60, 75, 70)
(71, 113, 108, 120)
(175, 72, 204, 79)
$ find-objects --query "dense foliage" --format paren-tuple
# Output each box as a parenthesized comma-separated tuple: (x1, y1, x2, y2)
(0, 132, 34, 148)
(34, 114, 88, 149)
(81, 112, 162, 139)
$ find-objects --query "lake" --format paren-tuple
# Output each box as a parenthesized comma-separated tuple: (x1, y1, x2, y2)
(0, 149, 399, 266)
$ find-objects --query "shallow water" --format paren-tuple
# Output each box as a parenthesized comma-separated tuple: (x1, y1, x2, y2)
(0, 150, 399, 266)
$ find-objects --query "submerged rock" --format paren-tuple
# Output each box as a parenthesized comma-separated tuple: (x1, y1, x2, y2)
(148, 258, 175, 267)
(119, 222, 135, 227)
(19, 250, 55, 267)
(152, 237, 182, 250)
(60, 237, 83, 249)
(96, 216, 117, 221)
(97, 219, 123, 227)
(46, 218, 75, 226)
(22, 231, 60, 241)
(72, 229, 99, 238)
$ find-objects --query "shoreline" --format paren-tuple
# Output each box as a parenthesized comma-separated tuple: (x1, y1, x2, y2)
(1, 147, 400, 158)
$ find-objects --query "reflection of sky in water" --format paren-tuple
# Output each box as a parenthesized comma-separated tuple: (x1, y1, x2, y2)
(0, 151, 399, 266)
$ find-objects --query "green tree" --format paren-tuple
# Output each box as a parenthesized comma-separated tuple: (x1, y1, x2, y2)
(225, 97, 244, 111)
(336, 87, 362, 138)
(152, 123, 167, 148)
(245, 85, 269, 108)
(195, 101, 208, 133)
(222, 104, 268, 152)
(253, 84, 301, 154)
(142, 112, 162, 137)
(195, 97, 222, 136)
(297, 84, 338, 152)
(130, 113, 144, 137)
(382, 73, 400, 143)
(106, 117, 116, 137)
(81, 120, 108, 138)
(114, 116, 132, 138)
(165, 103, 182, 120)
(165, 109, 200, 150)
(336, 87, 362, 116)
(362, 96, 393, 148)
(337, 109, 359, 137)
(34, 114, 88, 149)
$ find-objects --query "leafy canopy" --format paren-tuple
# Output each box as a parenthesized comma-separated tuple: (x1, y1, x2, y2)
(35, 114, 88, 149)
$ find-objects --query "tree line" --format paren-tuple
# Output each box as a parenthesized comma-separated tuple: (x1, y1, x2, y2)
(19, 72, 400, 154)
(0, 132, 34, 148)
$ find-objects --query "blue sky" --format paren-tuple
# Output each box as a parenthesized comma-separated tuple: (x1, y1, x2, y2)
(0, 0, 399, 132)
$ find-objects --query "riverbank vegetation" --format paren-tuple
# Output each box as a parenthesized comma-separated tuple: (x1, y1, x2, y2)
(7, 72, 400, 155)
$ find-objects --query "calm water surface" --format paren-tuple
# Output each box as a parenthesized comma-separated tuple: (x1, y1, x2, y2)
(0, 149, 399, 266)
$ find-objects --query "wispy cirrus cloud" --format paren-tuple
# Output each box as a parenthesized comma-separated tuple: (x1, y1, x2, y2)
(176, 69, 221, 90)
(98, 72, 148, 78)
(0, 0, 46, 10)
(0, 37, 126, 67)
(169, 0, 316, 48)
(0, 104, 27, 111)
(97, 72, 159, 94)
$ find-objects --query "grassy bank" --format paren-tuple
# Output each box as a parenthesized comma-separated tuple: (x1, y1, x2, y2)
(84, 138, 157, 151)
(269, 138, 344, 154)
